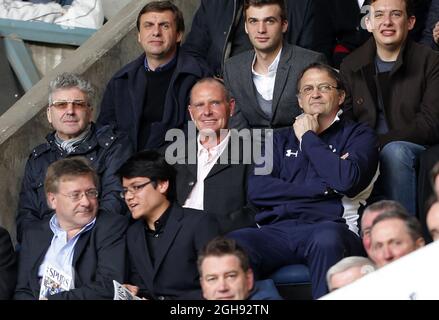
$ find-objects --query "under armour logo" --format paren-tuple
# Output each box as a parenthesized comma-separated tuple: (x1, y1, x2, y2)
(286, 149, 298, 157)
(329, 145, 337, 153)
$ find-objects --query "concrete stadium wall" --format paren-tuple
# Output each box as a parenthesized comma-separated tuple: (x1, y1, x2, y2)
(0, 0, 200, 239)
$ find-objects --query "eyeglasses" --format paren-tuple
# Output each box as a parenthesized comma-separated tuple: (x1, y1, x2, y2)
(120, 181, 153, 199)
(51, 100, 89, 110)
(59, 189, 99, 202)
(298, 83, 339, 96)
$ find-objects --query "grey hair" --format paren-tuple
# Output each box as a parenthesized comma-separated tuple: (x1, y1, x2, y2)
(48, 72, 94, 105)
(326, 256, 376, 291)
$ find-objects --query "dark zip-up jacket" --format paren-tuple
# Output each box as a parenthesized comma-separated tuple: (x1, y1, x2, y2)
(97, 50, 211, 151)
(249, 116, 378, 232)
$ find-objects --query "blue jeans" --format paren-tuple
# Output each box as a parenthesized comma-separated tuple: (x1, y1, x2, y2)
(373, 141, 426, 215)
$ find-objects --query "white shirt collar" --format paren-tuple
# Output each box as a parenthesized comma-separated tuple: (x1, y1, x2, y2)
(197, 131, 231, 160)
(251, 47, 282, 76)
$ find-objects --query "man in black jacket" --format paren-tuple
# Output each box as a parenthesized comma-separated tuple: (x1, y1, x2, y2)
(170, 78, 257, 234)
(118, 151, 219, 300)
(16, 72, 132, 243)
(15, 157, 128, 300)
(97, 1, 210, 151)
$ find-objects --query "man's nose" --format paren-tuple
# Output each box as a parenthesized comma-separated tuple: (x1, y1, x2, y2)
(383, 246, 394, 261)
(383, 13, 393, 26)
(310, 87, 322, 98)
(257, 21, 267, 33)
(65, 103, 75, 114)
(218, 278, 229, 291)
(201, 104, 213, 115)
(152, 24, 161, 36)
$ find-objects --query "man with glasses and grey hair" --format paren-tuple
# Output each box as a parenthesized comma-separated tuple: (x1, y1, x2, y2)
(16, 72, 133, 244)
(14, 157, 128, 299)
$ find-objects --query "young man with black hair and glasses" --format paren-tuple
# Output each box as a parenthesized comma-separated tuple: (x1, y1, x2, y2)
(117, 150, 219, 300)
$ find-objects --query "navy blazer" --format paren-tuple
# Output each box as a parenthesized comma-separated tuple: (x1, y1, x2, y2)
(97, 50, 211, 151)
(126, 204, 220, 300)
(14, 212, 128, 300)
(0, 227, 16, 300)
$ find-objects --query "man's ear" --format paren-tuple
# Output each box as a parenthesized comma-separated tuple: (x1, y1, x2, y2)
(188, 106, 196, 122)
(415, 237, 425, 249)
(176, 31, 183, 44)
(282, 20, 288, 34)
(46, 192, 56, 210)
(246, 268, 255, 291)
(47, 107, 52, 124)
(407, 15, 416, 31)
(157, 180, 169, 195)
(228, 98, 236, 117)
(338, 90, 346, 106)
(365, 16, 373, 33)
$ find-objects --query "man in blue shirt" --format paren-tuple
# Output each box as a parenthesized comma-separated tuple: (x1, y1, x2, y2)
(15, 157, 127, 299)
(228, 63, 379, 299)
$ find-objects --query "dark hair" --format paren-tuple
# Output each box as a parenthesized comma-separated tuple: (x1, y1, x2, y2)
(296, 62, 345, 94)
(197, 237, 250, 276)
(371, 210, 423, 242)
(370, 0, 414, 17)
(189, 77, 232, 104)
(136, 0, 185, 35)
(117, 150, 176, 200)
(244, 0, 287, 21)
(45, 157, 98, 194)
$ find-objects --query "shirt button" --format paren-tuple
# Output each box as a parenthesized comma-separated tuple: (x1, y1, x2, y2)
(324, 191, 329, 195)
(188, 181, 195, 186)
(105, 142, 109, 146)
(356, 97, 364, 105)
(158, 296, 165, 300)
(90, 157, 94, 161)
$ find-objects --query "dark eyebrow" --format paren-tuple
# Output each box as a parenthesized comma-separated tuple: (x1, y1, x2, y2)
(263, 16, 278, 21)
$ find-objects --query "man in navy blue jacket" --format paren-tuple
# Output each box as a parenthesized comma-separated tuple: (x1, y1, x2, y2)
(228, 63, 379, 299)
(98, 1, 210, 152)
